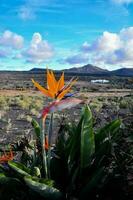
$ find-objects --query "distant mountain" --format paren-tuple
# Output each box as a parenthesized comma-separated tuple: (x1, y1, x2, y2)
(111, 68, 133, 76)
(30, 65, 133, 76)
(30, 64, 108, 74)
(64, 64, 108, 74)
(64, 65, 133, 76)
(30, 68, 46, 72)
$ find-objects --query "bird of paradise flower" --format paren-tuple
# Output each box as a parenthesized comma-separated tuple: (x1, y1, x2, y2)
(32, 69, 83, 178)
(32, 69, 82, 145)
(32, 69, 77, 100)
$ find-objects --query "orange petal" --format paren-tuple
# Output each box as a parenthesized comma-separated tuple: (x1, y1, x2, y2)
(47, 69, 58, 96)
(57, 87, 71, 100)
(32, 79, 54, 98)
(47, 69, 54, 90)
(57, 78, 77, 100)
(50, 70, 57, 85)
(51, 70, 59, 93)
(57, 72, 64, 91)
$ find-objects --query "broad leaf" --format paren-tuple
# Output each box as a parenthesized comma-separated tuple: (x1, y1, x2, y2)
(8, 161, 31, 177)
(68, 115, 83, 168)
(0, 173, 21, 185)
(95, 119, 121, 150)
(31, 119, 41, 138)
(80, 105, 95, 169)
(94, 119, 121, 166)
(79, 167, 105, 199)
(24, 176, 63, 200)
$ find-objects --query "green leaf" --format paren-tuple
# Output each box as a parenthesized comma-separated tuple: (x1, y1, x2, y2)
(68, 115, 83, 167)
(64, 123, 78, 158)
(0, 173, 11, 184)
(24, 176, 63, 200)
(79, 167, 105, 199)
(0, 173, 21, 185)
(8, 161, 31, 178)
(31, 119, 41, 138)
(80, 105, 95, 169)
(95, 119, 121, 150)
(94, 140, 111, 167)
(94, 119, 121, 166)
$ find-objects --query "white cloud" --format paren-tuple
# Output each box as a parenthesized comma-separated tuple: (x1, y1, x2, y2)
(90, 31, 122, 53)
(80, 27, 133, 68)
(112, 0, 133, 4)
(81, 32, 122, 54)
(81, 41, 90, 52)
(0, 31, 54, 64)
(18, 6, 36, 20)
(120, 27, 133, 39)
(0, 30, 24, 49)
(23, 32, 53, 63)
(18, 0, 64, 20)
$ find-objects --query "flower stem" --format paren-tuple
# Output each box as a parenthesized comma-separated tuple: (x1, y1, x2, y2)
(47, 113, 54, 178)
(48, 113, 54, 146)
(41, 118, 48, 178)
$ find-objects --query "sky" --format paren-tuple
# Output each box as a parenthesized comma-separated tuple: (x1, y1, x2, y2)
(0, 0, 133, 71)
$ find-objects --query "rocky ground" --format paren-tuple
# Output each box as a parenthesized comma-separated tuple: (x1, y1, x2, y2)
(0, 72, 132, 199)
(0, 90, 132, 145)
(0, 71, 132, 144)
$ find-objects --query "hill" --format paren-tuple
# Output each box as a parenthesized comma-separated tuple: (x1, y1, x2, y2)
(30, 65, 133, 76)
(64, 64, 108, 74)
(111, 68, 133, 76)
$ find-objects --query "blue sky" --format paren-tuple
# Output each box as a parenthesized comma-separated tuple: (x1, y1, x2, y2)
(0, 0, 133, 70)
